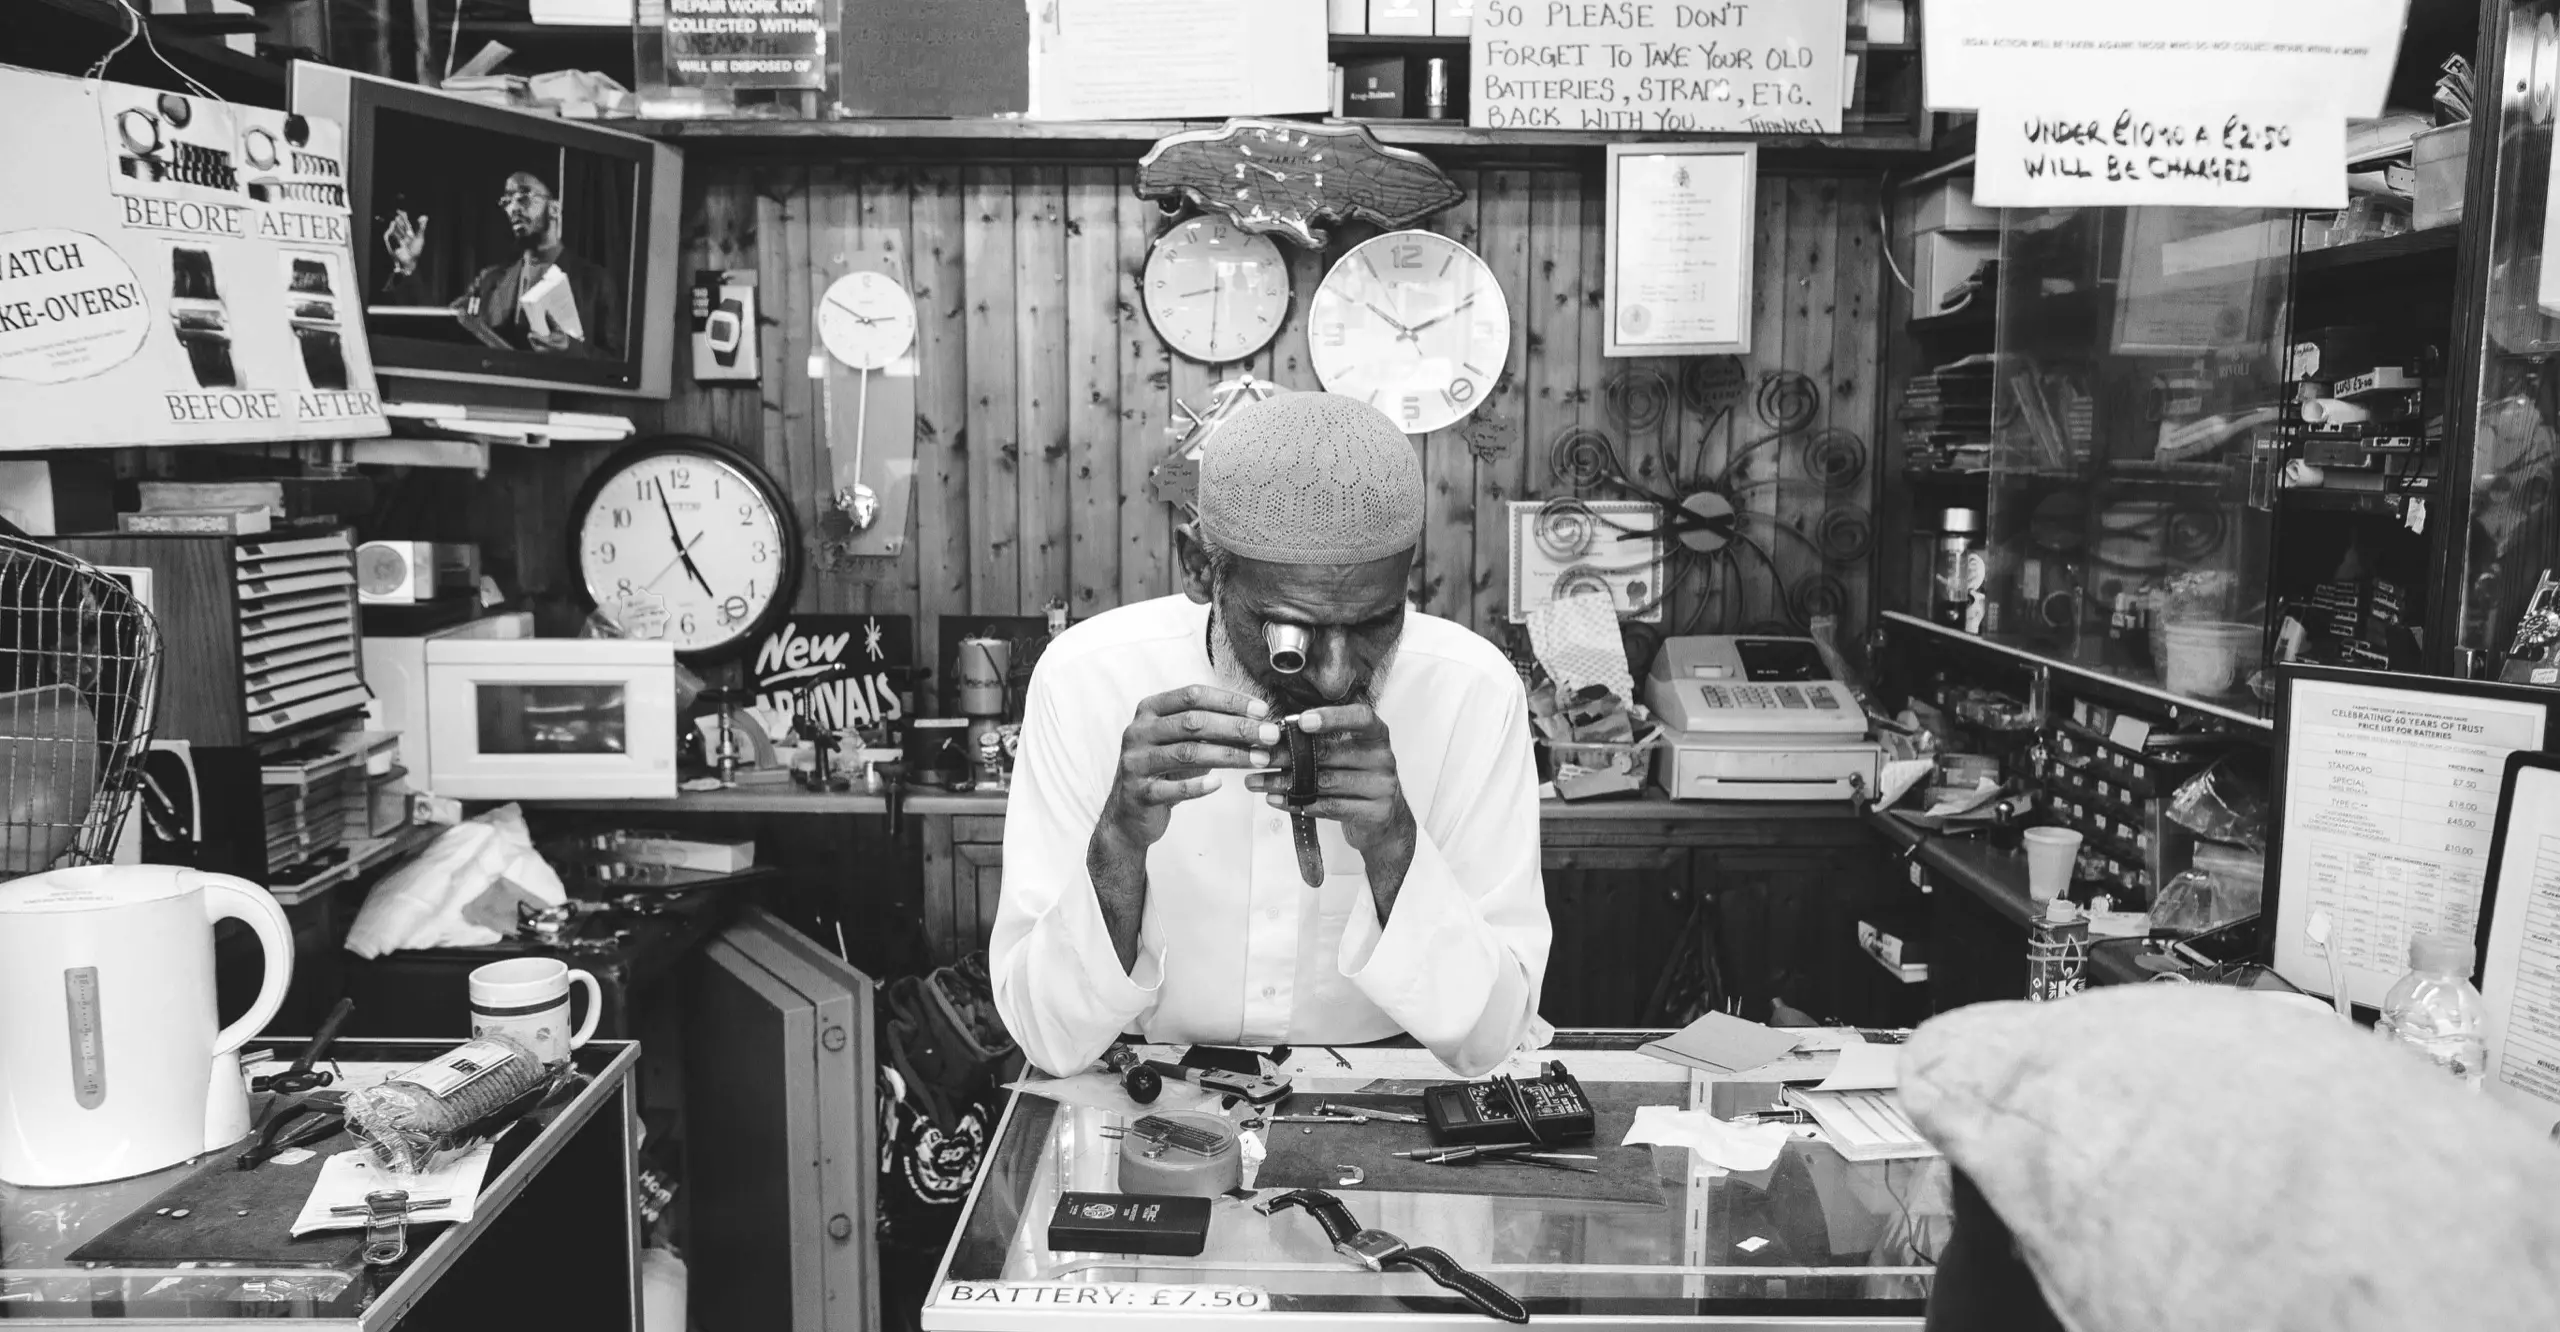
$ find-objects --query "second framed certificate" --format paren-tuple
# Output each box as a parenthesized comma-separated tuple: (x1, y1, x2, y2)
(1603, 142, 1757, 358)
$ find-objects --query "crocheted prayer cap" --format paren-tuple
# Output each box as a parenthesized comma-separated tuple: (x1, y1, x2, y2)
(1196, 391, 1424, 566)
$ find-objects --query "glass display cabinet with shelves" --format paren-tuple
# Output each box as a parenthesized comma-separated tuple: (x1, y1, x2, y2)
(1980, 207, 2291, 717)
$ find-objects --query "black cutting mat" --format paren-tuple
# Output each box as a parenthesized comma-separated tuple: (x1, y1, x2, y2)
(68, 1125, 390, 1267)
(1254, 1087, 1667, 1207)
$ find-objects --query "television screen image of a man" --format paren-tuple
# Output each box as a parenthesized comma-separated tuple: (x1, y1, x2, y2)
(378, 168, 623, 359)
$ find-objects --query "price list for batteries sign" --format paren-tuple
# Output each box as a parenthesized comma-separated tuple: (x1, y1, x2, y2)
(2272, 674, 2551, 1010)
(1472, 1, 1846, 134)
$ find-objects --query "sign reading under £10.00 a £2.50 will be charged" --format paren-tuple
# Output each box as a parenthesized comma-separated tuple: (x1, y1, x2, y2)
(1974, 99, 2346, 210)
(939, 1283, 1269, 1313)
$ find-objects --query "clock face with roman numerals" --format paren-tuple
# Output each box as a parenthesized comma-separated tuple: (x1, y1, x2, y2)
(569, 439, 801, 662)
(1307, 229, 1511, 436)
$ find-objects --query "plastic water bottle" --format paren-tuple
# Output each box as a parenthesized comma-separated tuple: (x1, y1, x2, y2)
(2377, 930, 2487, 1092)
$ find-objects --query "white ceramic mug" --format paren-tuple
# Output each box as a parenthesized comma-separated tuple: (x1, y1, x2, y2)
(469, 957, 600, 1064)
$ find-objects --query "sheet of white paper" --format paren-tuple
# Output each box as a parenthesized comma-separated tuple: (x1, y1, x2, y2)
(1812, 1041, 1900, 1092)
(2272, 678, 2548, 1011)
(1976, 100, 2346, 210)
(1877, 758, 1931, 810)
(1622, 1105, 1793, 1173)
(2476, 764, 2560, 1121)
(1925, 0, 2408, 118)
(521, 266, 584, 342)
(1029, 0, 1327, 120)
(1473, 0, 1845, 134)
(290, 1143, 495, 1236)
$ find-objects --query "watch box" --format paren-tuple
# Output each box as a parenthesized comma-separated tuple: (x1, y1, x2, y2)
(1047, 1193, 1210, 1257)
(1341, 55, 1407, 119)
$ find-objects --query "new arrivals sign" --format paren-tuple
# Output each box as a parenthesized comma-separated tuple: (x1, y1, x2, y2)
(0, 67, 388, 450)
(749, 613, 912, 731)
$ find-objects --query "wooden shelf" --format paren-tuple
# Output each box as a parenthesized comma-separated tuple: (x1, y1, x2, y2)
(519, 785, 1861, 826)
(1908, 304, 1993, 335)
(628, 115, 1932, 162)
(2295, 224, 2460, 275)
(1329, 34, 1469, 51)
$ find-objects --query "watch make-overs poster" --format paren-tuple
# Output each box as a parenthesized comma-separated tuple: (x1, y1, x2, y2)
(0, 66, 388, 450)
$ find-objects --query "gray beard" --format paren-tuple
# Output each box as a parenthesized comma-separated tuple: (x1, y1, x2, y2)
(1206, 599, 1398, 712)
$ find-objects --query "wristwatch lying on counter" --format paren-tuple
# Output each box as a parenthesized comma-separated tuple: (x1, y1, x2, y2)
(1257, 1188, 1529, 1324)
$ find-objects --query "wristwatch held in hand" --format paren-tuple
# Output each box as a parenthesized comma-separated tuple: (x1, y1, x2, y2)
(1258, 1188, 1529, 1323)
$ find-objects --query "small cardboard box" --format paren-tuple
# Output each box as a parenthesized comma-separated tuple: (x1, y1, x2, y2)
(1329, 0, 1367, 33)
(1341, 55, 1408, 119)
(1913, 230, 1999, 315)
(1370, 0, 1432, 36)
(1435, 0, 1477, 34)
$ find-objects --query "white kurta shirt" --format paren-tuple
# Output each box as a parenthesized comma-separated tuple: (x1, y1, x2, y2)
(990, 595, 1553, 1079)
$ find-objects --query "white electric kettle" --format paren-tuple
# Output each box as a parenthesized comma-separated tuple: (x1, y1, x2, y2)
(0, 865, 293, 1187)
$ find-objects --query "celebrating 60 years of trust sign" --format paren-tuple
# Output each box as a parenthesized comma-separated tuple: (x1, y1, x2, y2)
(0, 67, 388, 451)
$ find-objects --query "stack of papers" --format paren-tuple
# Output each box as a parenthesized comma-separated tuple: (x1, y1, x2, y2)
(1783, 1089, 1938, 1162)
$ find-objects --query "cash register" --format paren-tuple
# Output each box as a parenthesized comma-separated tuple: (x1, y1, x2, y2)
(1643, 635, 1882, 801)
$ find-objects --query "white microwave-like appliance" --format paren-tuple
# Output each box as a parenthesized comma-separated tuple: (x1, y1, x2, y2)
(364, 614, 678, 800)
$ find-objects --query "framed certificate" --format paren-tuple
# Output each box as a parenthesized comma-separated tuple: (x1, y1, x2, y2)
(1603, 142, 1756, 357)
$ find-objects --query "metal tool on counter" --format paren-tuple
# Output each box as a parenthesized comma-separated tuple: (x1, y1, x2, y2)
(1397, 1144, 1600, 1173)
(236, 1093, 347, 1170)
(1270, 1101, 1427, 1126)
(330, 1195, 450, 1217)
(1145, 1059, 1290, 1107)
(253, 997, 354, 1095)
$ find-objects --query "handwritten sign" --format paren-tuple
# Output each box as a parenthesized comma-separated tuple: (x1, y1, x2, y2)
(1976, 101, 2346, 209)
(938, 1282, 1268, 1313)
(659, 0, 832, 90)
(1472, 0, 1846, 134)
(749, 613, 912, 732)
(1926, 0, 2407, 118)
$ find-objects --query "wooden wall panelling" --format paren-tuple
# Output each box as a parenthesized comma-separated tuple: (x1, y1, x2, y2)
(1521, 170, 1584, 631)
(1015, 168, 1073, 615)
(807, 165, 861, 614)
(1778, 178, 1830, 636)
(1828, 176, 1881, 638)
(911, 166, 972, 655)
(847, 167, 923, 619)
(1116, 184, 1175, 605)
(1065, 167, 1123, 619)
(760, 163, 819, 616)
(1418, 172, 1480, 621)
(962, 169, 1021, 614)
(1471, 170, 1533, 631)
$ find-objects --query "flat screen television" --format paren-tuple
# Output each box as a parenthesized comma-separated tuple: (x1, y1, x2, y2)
(290, 63, 682, 399)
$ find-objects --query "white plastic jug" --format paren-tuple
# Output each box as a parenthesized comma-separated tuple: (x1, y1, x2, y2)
(0, 865, 292, 1186)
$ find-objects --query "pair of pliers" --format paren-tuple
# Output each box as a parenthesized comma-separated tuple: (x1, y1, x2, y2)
(253, 997, 355, 1095)
(236, 1092, 348, 1170)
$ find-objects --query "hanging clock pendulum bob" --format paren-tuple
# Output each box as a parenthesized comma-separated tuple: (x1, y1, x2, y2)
(817, 269, 918, 532)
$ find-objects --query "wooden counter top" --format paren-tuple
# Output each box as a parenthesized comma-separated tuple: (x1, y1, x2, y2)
(1862, 808, 2041, 929)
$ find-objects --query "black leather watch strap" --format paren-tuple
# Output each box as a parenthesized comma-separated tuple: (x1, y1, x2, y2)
(1258, 1189, 1529, 1324)
(1261, 1188, 1361, 1245)
(1392, 1246, 1530, 1325)
(1285, 723, 1323, 887)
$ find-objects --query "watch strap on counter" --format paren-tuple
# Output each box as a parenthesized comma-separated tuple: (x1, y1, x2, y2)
(1258, 1189, 1529, 1324)
(1392, 1246, 1531, 1325)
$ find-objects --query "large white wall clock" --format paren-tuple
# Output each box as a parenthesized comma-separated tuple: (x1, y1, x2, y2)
(1307, 229, 1511, 435)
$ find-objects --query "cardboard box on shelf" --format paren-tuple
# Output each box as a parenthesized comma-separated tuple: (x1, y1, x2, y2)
(1341, 54, 1407, 118)
(1369, 0, 1432, 36)
(1329, 0, 1367, 33)
(1916, 177, 1997, 233)
(1435, 0, 1476, 34)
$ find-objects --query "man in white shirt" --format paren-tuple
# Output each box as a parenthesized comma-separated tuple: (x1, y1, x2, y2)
(991, 391, 1552, 1079)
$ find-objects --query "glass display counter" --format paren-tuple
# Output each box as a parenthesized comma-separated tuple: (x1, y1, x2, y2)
(926, 1037, 1940, 1330)
(1980, 206, 2291, 717)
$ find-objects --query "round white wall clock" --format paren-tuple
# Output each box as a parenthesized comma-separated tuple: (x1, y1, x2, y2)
(1307, 229, 1510, 435)
(817, 270, 916, 370)
(1144, 214, 1291, 364)
(569, 437, 800, 661)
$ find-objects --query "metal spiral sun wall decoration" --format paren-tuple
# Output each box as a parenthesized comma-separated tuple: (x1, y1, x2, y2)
(1540, 360, 1872, 634)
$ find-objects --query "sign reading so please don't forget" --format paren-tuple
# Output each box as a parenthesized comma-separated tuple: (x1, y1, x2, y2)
(0, 66, 387, 450)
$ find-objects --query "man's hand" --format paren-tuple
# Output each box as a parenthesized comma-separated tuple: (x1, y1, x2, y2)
(1248, 704, 1418, 884)
(1102, 685, 1277, 851)
(384, 211, 428, 277)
